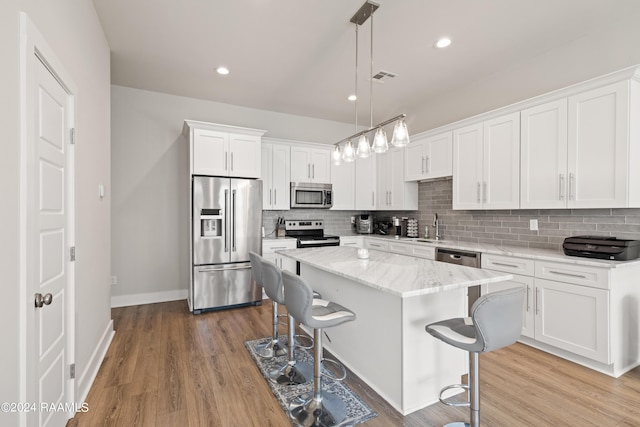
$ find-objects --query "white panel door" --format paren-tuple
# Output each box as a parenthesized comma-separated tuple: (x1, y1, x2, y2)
(290, 146, 311, 182)
(376, 150, 392, 210)
(453, 123, 483, 209)
(568, 81, 629, 208)
(520, 99, 569, 208)
(310, 148, 331, 183)
(331, 159, 355, 210)
(425, 131, 453, 179)
(229, 134, 261, 178)
(355, 154, 377, 210)
(271, 144, 290, 210)
(193, 129, 228, 176)
(483, 112, 520, 209)
(261, 144, 273, 208)
(404, 137, 426, 181)
(34, 56, 73, 427)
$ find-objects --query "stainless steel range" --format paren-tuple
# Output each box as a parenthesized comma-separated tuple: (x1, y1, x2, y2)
(284, 220, 340, 248)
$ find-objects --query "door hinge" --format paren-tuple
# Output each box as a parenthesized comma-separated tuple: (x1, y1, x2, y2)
(70, 246, 76, 262)
(69, 363, 75, 379)
(70, 128, 75, 145)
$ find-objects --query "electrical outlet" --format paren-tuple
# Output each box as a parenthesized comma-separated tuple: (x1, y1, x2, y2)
(529, 219, 538, 231)
(111, 275, 117, 285)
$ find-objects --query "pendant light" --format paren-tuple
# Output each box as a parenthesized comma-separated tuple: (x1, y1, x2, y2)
(333, 1, 410, 164)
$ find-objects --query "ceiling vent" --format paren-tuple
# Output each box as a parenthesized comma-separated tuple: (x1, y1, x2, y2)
(372, 70, 397, 83)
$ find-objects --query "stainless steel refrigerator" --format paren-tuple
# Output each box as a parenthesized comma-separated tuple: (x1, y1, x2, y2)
(190, 176, 262, 313)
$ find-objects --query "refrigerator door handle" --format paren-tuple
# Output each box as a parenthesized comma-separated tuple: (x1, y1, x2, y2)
(197, 264, 251, 273)
(224, 189, 229, 252)
(232, 189, 237, 251)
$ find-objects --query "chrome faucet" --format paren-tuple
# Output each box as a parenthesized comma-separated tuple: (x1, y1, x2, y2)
(432, 213, 442, 240)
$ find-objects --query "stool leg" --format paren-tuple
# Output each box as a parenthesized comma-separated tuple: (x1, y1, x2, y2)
(289, 327, 347, 427)
(470, 352, 479, 427)
(269, 314, 312, 385)
(256, 301, 287, 358)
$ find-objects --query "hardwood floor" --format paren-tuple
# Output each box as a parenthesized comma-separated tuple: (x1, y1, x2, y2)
(68, 300, 640, 426)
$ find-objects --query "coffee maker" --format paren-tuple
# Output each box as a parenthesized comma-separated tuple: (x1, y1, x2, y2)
(355, 214, 373, 234)
(392, 217, 407, 237)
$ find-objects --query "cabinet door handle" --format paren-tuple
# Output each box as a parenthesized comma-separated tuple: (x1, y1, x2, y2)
(569, 173, 575, 201)
(372, 192, 375, 206)
(312, 164, 315, 179)
(483, 182, 487, 203)
(389, 191, 392, 206)
(308, 163, 311, 179)
(269, 189, 272, 205)
(548, 270, 587, 279)
(274, 189, 277, 205)
(225, 152, 228, 171)
(425, 155, 429, 173)
(526, 285, 531, 312)
(477, 182, 481, 203)
(559, 173, 565, 200)
(536, 288, 540, 315)
(230, 152, 234, 171)
(492, 261, 519, 269)
(421, 156, 425, 174)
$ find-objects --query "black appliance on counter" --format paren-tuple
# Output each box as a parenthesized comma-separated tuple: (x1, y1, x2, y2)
(284, 220, 340, 248)
(563, 236, 640, 261)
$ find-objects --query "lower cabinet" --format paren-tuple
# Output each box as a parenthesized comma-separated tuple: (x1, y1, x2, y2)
(262, 239, 297, 274)
(483, 254, 611, 365)
(340, 236, 364, 248)
(364, 238, 435, 260)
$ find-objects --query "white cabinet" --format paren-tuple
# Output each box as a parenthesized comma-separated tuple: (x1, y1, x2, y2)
(290, 146, 331, 183)
(376, 147, 418, 210)
(261, 142, 290, 210)
(355, 155, 377, 210)
(340, 236, 363, 248)
(522, 81, 640, 209)
(453, 113, 520, 210)
(364, 238, 389, 251)
(262, 239, 297, 273)
(331, 159, 355, 210)
(184, 121, 265, 178)
(363, 238, 435, 260)
(405, 131, 453, 181)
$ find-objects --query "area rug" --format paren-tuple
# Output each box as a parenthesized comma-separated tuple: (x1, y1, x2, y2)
(245, 336, 377, 426)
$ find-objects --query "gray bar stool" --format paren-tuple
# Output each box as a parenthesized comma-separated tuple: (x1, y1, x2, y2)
(425, 286, 525, 427)
(260, 256, 315, 385)
(249, 251, 287, 359)
(282, 270, 356, 427)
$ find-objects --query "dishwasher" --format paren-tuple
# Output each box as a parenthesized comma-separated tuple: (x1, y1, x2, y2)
(435, 247, 482, 315)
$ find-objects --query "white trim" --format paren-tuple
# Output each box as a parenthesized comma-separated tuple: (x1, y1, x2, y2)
(76, 320, 114, 404)
(111, 290, 188, 308)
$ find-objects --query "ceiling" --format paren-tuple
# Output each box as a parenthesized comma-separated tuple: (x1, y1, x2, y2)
(92, 0, 640, 134)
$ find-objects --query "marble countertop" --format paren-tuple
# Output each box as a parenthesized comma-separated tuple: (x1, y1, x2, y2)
(363, 235, 640, 269)
(277, 246, 513, 298)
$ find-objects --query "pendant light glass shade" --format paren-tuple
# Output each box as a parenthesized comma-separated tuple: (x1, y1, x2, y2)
(391, 118, 410, 147)
(356, 134, 371, 158)
(332, 145, 342, 165)
(371, 128, 388, 153)
(342, 140, 355, 162)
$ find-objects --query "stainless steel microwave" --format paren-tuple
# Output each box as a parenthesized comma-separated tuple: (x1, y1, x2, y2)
(290, 182, 333, 209)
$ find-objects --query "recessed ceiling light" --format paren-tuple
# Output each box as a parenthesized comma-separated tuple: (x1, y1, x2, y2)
(434, 38, 452, 49)
(216, 66, 230, 75)
(348, 94, 357, 102)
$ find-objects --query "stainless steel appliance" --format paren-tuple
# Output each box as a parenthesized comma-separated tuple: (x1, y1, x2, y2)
(290, 182, 333, 209)
(190, 176, 262, 313)
(355, 214, 373, 234)
(435, 247, 482, 315)
(284, 220, 340, 248)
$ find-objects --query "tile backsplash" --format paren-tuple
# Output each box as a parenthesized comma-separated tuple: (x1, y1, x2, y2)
(412, 178, 640, 251)
(263, 178, 640, 251)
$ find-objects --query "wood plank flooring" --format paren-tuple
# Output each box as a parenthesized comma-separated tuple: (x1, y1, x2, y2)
(67, 300, 640, 426)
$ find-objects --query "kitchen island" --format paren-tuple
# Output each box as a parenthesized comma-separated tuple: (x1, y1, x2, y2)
(278, 246, 513, 415)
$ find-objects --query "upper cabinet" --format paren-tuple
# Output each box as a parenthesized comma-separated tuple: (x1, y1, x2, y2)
(355, 155, 377, 210)
(262, 141, 290, 210)
(184, 120, 265, 178)
(405, 131, 453, 181)
(290, 146, 331, 183)
(453, 113, 520, 210)
(377, 147, 418, 210)
(521, 80, 639, 208)
(331, 159, 355, 210)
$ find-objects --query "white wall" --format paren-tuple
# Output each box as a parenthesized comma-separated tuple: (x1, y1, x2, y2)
(0, 1, 111, 423)
(110, 86, 356, 304)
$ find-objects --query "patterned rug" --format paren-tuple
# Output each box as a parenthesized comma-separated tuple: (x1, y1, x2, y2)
(245, 336, 377, 426)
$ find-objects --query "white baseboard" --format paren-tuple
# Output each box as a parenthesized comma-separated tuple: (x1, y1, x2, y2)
(77, 319, 114, 404)
(110, 289, 188, 308)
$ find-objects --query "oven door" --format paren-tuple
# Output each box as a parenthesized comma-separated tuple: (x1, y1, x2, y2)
(296, 238, 340, 248)
(290, 183, 333, 208)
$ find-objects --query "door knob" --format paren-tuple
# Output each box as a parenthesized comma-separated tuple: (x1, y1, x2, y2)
(34, 293, 53, 308)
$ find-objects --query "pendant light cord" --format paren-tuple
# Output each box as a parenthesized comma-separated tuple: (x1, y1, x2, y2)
(370, 4, 374, 129)
(355, 24, 359, 134)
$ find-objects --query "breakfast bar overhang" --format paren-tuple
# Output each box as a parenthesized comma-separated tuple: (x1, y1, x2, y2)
(278, 246, 513, 415)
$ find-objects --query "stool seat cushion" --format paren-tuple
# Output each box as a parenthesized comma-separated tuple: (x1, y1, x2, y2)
(426, 286, 525, 353)
(282, 270, 356, 330)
